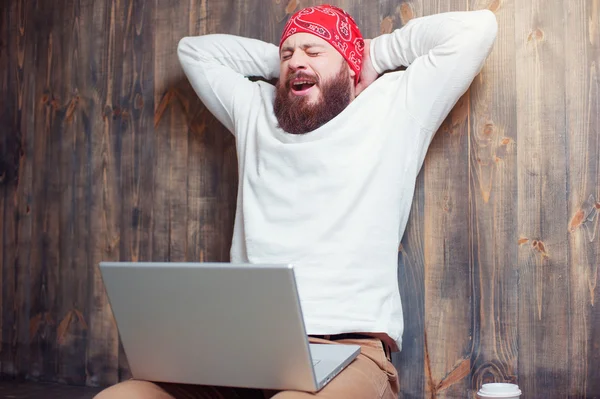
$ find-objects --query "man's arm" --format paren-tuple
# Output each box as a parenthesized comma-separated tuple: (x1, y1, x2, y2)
(177, 34, 280, 134)
(369, 9, 498, 134)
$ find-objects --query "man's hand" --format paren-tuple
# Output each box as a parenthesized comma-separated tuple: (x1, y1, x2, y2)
(355, 39, 379, 96)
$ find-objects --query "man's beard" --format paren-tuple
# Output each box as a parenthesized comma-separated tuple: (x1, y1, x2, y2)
(274, 65, 352, 135)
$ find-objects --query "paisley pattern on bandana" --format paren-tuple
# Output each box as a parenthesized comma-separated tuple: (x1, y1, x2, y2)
(280, 4, 364, 84)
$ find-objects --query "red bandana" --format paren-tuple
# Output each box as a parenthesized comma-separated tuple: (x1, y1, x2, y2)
(279, 4, 364, 84)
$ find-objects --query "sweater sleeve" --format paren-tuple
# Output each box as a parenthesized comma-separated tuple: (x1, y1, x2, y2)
(177, 34, 281, 135)
(369, 9, 498, 134)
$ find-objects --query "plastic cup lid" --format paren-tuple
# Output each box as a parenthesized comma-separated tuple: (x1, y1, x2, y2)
(477, 383, 522, 398)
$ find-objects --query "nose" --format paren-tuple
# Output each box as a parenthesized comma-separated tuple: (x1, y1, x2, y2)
(288, 50, 308, 71)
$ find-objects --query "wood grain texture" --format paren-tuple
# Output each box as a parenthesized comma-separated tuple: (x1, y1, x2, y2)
(565, 0, 600, 397)
(515, 0, 570, 397)
(114, 0, 155, 381)
(383, 2, 426, 398)
(83, 0, 123, 387)
(422, 0, 472, 397)
(396, 173, 426, 399)
(468, 0, 519, 391)
(51, 0, 91, 384)
(15, 0, 39, 381)
(153, 0, 188, 266)
(0, 0, 17, 378)
(1, 1, 600, 398)
(183, 1, 212, 265)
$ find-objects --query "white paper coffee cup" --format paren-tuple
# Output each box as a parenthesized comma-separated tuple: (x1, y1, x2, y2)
(477, 383, 522, 398)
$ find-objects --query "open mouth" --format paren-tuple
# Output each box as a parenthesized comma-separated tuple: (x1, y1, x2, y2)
(290, 80, 317, 95)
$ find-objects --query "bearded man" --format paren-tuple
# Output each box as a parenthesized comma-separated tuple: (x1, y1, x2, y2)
(95, 4, 497, 399)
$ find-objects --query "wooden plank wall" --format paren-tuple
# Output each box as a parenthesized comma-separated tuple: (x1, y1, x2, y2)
(1, 0, 599, 397)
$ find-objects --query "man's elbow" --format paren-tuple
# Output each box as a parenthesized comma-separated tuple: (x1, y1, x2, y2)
(177, 36, 194, 64)
(466, 9, 498, 57)
(477, 9, 498, 46)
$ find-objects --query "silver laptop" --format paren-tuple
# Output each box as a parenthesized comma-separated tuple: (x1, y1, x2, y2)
(98, 262, 361, 392)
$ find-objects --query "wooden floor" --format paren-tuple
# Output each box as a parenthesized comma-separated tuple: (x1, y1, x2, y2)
(0, 381, 102, 399)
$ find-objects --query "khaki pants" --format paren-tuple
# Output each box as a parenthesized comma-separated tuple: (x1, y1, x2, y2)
(94, 337, 399, 399)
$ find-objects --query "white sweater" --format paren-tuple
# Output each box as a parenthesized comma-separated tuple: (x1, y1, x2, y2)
(177, 10, 497, 350)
